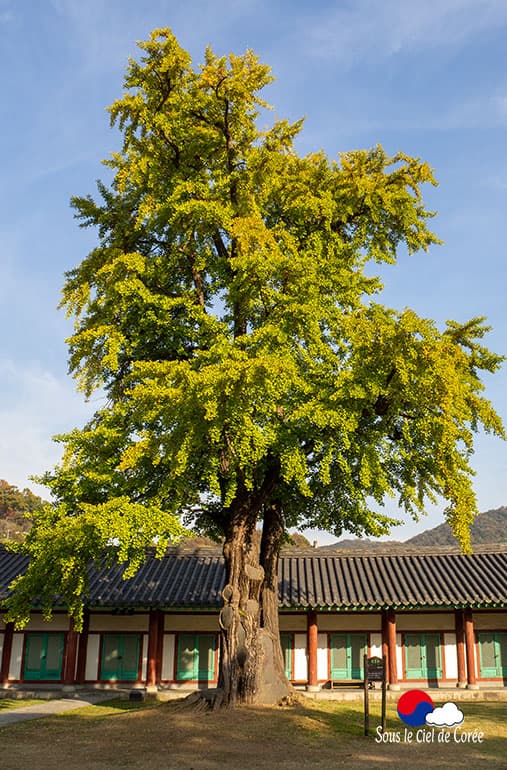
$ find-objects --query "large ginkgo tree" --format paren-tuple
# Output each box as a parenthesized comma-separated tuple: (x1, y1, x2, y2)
(6, 29, 504, 705)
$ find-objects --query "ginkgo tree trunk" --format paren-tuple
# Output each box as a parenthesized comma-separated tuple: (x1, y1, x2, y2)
(6, 29, 505, 706)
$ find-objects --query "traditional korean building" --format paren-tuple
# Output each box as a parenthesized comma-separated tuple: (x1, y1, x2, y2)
(0, 544, 506, 691)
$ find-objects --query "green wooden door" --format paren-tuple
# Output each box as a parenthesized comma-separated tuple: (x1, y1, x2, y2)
(479, 632, 507, 677)
(405, 633, 442, 679)
(280, 633, 292, 680)
(101, 634, 141, 681)
(176, 634, 216, 681)
(24, 633, 64, 681)
(330, 634, 366, 679)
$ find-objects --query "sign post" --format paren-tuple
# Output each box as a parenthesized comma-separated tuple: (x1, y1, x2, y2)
(364, 655, 387, 736)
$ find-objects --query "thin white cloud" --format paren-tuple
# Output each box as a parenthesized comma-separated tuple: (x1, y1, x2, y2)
(309, 92, 507, 139)
(483, 175, 507, 191)
(0, 361, 94, 496)
(303, 0, 507, 64)
(50, 0, 142, 75)
(426, 702, 464, 727)
(50, 0, 268, 77)
(493, 95, 507, 120)
(0, 0, 13, 24)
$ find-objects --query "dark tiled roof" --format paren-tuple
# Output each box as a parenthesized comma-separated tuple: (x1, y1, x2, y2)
(0, 549, 28, 600)
(0, 545, 506, 611)
(278, 547, 507, 609)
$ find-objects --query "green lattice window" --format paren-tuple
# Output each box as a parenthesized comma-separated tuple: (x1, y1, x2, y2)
(23, 633, 64, 681)
(280, 632, 293, 680)
(479, 632, 507, 678)
(404, 633, 442, 679)
(330, 633, 367, 679)
(176, 633, 216, 681)
(100, 634, 141, 681)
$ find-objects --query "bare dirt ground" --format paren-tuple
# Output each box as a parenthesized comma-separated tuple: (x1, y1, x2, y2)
(0, 698, 505, 769)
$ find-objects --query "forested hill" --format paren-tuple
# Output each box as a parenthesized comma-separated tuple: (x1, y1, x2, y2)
(325, 506, 507, 550)
(405, 506, 507, 546)
(2, 478, 505, 549)
(0, 480, 46, 542)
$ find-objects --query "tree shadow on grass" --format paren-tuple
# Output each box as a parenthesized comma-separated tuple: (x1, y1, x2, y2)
(297, 700, 400, 736)
(0, 697, 505, 770)
(63, 697, 163, 721)
(0, 701, 25, 711)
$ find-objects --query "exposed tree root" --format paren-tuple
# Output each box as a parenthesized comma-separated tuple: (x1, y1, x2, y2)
(173, 688, 303, 713)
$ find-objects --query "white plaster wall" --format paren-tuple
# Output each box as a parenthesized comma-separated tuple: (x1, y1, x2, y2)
(161, 634, 175, 680)
(396, 613, 454, 631)
(396, 633, 403, 679)
(318, 614, 381, 631)
(443, 632, 458, 679)
(164, 615, 219, 632)
(89, 614, 149, 632)
(279, 615, 307, 631)
(141, 633, 148, 681)
(8, 634, 23, 680)
(369, 632, 382, 658)
(85, 634, 100, 681)
(473, 613, 507, 630)
(317, 632, 328, 680)
(24, 615, 70, 631)
(0, 620, 5, 631)
(293, 633, 307, 680)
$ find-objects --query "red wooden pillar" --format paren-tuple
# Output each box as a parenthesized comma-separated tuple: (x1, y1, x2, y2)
(146, 609, 160, 689)
(381, 610, 390, 683)
(307, 610, 319, 691)
(75, 610, 90, 685)
(386, 608, 399, 690)
(62, 619, 79, 688)
(156, 611, 164, 684)
(464, 608, 478, 689)
(1, 623, 14, 686)
(455, 609, 467, 688)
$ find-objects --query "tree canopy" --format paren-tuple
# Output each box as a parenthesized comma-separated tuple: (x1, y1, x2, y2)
(5, 31, 505, 699)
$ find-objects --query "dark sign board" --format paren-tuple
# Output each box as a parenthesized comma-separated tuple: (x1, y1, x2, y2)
(364, 655, 387, 736)
(366, 656, 385, 682)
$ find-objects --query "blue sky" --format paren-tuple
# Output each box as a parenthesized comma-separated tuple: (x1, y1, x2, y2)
(1, 0, 506, 544)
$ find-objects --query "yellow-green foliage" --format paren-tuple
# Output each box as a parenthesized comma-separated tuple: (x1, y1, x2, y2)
(6, 29, 504, 627)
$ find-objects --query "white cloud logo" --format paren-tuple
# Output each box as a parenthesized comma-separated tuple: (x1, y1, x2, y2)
(425, 702, 464, 728)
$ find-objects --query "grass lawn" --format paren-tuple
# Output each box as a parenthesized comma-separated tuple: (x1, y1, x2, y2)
(0, 699, 41, 711)
(0, 697, 505, 769)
